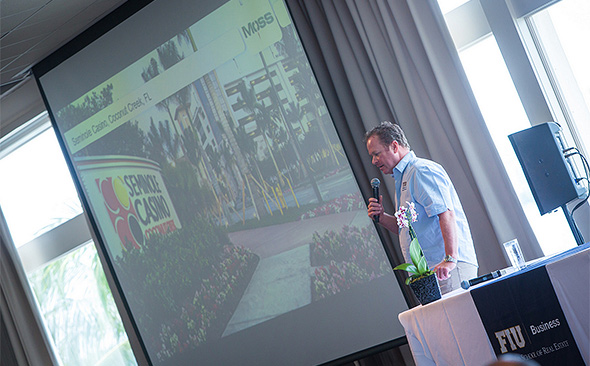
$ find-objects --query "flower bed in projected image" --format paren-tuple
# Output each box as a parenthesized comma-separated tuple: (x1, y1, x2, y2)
(311, 225, 391, 301)
(154, 245, 258, 361)
(300, 193, 365, 220)
(114, 221, 259, 363)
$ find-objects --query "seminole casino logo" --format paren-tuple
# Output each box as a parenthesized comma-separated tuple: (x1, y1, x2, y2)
(98, 176, 145, 250)
(97, 173, 180, 250)
(76, 156, 181, 253)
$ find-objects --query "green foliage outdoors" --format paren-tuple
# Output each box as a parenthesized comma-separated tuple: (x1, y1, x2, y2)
(311, 225, 391, 300)
(82, 120, 147, 158)
(29, 244, 136, 366)
(56, 84, 114, 131)
(226, 202, 318, 232)
(161, 160, 215, 223)
(115, 217, 230, 335)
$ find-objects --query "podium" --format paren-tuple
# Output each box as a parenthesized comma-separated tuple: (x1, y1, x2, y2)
(398, 244, 590, 366)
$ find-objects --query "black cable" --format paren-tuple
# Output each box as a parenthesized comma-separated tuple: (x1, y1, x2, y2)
(570, 151, 590, 216)
(563, 147, 577, 155)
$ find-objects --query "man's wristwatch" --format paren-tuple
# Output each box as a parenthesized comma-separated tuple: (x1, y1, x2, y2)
(443, 254, 458, 264)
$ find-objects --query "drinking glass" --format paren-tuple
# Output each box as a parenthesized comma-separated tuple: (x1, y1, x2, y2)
(503, 239, 526, 270)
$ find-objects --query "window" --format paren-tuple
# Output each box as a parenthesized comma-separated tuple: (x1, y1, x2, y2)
(438, 0, 590, 255)
(0, 114, 82, 247)
(457, 34, 575, 255)
(438, 0, 469, 14)
(527, 0, 590, 156)
(0, 113, 136, 366)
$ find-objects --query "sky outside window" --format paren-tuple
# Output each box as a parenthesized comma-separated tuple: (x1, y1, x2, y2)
(0, 123, 82, 247)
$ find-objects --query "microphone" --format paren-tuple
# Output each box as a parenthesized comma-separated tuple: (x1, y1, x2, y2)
(461, 269, 505, 289)
(370, 178, 380, 223)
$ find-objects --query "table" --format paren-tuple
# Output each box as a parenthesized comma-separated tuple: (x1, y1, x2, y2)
(398, 245, 590, 366)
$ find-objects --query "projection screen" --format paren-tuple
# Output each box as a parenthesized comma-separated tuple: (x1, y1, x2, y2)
(33, 0, 409, 364)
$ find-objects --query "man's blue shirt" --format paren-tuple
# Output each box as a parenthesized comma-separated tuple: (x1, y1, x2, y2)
(393, 151, 478, 268)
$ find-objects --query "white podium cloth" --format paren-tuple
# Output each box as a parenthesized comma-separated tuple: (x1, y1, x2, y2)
(398, 246, 590, 366)
(398, 289, 495, 366)
(546, 248, 590, 365)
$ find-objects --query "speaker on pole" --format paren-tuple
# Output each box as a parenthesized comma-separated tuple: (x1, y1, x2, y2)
(509, 122, 587, 245)
(509, 122, 586, 215)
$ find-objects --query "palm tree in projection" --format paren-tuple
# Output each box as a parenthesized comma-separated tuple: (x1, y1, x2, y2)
(145, 117, 182, 166)
(236, 82, 283, 183)
(232, 122, 265, 220)
(205, 144, 234, 224)
(258, 49, 323, 202)
(279, 25, 338, 168)
(291, 69, 339, 167)
(141, 56, 182, 144)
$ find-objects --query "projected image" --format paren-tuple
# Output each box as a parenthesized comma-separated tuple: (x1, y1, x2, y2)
(47, 0, 394, 363)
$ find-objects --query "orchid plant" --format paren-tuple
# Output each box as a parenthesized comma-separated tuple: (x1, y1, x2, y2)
(393, 202, 434, 285)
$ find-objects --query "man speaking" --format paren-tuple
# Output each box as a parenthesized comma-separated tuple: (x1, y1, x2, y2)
(365, 121, 478, 294)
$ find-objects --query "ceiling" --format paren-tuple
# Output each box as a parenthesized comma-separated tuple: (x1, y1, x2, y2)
(0, 0, 127, 96)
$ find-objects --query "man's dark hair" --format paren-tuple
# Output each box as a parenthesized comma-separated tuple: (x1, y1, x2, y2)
(364, 121, 410, 149)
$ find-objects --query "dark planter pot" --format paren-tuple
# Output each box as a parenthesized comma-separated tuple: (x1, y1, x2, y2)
(409, 273, 441, 305)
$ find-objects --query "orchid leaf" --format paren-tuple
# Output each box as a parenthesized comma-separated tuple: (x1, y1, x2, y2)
(409, 238, 421, 267)
(391, 207, 434, 286)
(394, 263, 418, 276)
(417, 256, 428, 274)
(393, 263, 413, 271)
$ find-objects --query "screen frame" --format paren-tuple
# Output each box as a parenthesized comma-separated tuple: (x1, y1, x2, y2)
(32, 0, 411, 364)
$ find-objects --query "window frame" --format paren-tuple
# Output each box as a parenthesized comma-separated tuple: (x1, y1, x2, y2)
(441, 0, 590, 252)
(444, 0, 587, 157)
(0, 113, 141, 365)
(0, 113, 93, 266)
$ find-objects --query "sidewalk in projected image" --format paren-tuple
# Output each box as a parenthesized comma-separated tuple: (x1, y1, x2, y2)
(223, 210, 368, 336)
